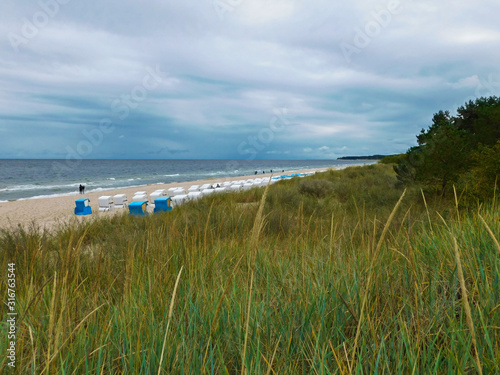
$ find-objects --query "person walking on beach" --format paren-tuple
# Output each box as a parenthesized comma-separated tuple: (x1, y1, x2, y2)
(79, 184, 83, 194)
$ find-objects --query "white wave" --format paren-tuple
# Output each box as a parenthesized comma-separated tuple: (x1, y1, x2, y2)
(18, 191, 79, 201)
(0, 182, 82, 193)
(164, 174, 180, 177)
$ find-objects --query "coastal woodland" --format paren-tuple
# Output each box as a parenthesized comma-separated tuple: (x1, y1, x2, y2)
(391, 96, 500, 199)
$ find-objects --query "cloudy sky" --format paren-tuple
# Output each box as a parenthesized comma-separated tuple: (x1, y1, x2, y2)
(1, 0, 499, 159)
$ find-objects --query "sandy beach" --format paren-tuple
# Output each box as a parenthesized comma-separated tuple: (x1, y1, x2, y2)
(0, 167, 335, 232)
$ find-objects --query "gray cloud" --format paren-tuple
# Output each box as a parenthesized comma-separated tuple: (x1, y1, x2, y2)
(1, 0, 499, 159)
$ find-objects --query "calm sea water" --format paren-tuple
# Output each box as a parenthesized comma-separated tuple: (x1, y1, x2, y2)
(0, 159, 375, 201)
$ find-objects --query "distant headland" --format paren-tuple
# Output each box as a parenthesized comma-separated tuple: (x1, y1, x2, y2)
(337, 154, 393, 160)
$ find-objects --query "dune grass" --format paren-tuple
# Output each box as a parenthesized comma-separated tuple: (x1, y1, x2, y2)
(1, 164, 499, 373)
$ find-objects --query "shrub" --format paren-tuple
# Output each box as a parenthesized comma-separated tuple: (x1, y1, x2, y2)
(298, 179, 335, 198)
(379, 153, 406, 164)
(461, 142, 500, 199)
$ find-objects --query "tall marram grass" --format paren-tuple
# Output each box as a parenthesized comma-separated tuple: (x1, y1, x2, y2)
(1, 164, 499, 374)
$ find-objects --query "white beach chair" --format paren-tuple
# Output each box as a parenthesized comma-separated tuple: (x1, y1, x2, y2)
(187, 191, 202, 201)
(214, 187, 226, 193)
(242, 183, 254, 191)
(171, 188, 186, 196)
(113, 194, 128, 208)
(200, 183, 211, 190)
(171, 194, 188, 207)
(98, 196, 114, 212)
(132, 194, 148, 202)
(201, 189, 215, 196)
(258, 179, 268, 187)
(150, 190, 166, 204)
(188, 185, 200, 193)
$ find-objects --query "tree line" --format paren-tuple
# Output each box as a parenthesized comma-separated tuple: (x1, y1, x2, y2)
(384, 96, 500, 198)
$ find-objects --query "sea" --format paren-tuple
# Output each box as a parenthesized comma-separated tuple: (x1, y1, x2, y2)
(0, 159, 376, 202)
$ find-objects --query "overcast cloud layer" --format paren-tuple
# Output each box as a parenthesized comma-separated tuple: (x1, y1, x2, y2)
(1, 0, 499, 159)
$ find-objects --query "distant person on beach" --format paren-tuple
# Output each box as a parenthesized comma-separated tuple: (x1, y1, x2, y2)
(82, 185, 85, 194)
(79, 184, 83, 194)
(255, 171, 258, 175)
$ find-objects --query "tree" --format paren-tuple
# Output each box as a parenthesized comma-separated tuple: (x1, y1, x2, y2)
(465, 141, 500, 198)
(394, 96, 500, 197)
(413, 124, 471, 195)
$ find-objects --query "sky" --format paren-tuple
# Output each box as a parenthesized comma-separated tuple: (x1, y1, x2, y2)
(1, 0, 499, 160)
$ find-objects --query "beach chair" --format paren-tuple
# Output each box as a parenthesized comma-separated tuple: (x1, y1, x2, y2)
(171, 194, 188, 207)
(201, 189, 215, 196)
(258, 179, 269, 187)
(74, 198, 92, 215)
(200, 183, 211, 190)
(242, 183, 254, 191)
(98, 196, 114, 212)
(150, 190, 166, 204)
(113, 194, 128, 208)
(229, 185, 242, 191)
(153, 197, 173, 213)
(132, 194, 148, 202)
(187, 191, 202, 201)
(188, 185, 200, 193)
(214, 187, 226, 193)
(171, 188, 186, 196)
(129, 201, 148, 216)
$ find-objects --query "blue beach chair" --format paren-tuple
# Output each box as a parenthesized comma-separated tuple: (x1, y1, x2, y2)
(74, 198, 92, 215)
(153, 197, 173, 213)
(129, 201, 148, 216)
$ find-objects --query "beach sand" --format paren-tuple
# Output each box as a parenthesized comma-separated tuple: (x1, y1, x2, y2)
(0, 167, 335, 232)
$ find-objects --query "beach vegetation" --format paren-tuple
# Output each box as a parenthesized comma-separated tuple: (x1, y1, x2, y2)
(1, 162, 499, 373)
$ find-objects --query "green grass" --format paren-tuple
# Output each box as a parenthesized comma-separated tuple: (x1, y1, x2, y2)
(1, 164, 499, 374)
